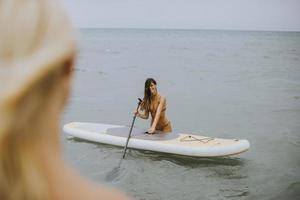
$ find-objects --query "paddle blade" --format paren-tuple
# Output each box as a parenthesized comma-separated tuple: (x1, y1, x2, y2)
(105, 166, 121, 182)
(105, 160, 125, 182)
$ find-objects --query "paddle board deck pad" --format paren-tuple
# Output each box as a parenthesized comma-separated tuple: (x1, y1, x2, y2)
(63, 122, 250, 157)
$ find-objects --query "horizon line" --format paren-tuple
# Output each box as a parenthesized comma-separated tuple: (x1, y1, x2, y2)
(75, 27, 300, 33)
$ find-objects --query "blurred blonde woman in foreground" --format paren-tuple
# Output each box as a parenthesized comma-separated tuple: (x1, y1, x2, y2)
(0, 0, 129, 200)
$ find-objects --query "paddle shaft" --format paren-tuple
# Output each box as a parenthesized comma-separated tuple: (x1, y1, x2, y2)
(122, 99, 142, 159)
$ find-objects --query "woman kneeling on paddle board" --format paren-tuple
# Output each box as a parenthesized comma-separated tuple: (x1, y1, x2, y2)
(135, 78, 172, 134)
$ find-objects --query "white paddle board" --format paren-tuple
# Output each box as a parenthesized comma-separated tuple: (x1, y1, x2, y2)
(63, 122, 250, 157)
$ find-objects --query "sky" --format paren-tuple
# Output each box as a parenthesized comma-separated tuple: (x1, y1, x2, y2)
(63, 0, 300, 32)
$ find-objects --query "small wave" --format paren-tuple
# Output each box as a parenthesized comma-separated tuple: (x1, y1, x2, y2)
(271, 182, 300, 200)
(104, 49, 120, 54)
(286, 133, 300, 147)
(263, 55, 271, 59)
(294, 96, 300, 100)
(220, 187, 249, 198)
(74, 67, 106, 75)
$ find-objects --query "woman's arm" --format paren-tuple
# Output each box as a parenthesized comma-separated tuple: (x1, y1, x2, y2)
(150, 96, 166, 129)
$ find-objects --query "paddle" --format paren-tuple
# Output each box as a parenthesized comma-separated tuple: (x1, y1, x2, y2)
(122, 98, 142, 159)
(105, 98, 142, 182)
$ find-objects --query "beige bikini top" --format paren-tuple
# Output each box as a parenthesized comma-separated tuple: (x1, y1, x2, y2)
(150, 96, 166, 115)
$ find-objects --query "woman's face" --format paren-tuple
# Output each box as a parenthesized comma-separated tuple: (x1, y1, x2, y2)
(149, 82, 157, 96)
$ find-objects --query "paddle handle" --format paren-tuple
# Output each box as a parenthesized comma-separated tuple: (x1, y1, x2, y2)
(122, 98, 142, 159)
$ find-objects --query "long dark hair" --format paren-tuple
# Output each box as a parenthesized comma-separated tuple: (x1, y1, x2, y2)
(141, 78, 157, 111)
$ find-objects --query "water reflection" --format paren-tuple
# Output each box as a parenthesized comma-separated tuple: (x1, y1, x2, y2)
(130, 149, 246, 168)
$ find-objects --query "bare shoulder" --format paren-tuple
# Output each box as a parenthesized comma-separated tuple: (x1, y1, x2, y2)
(160, 95, 167, 106)
(159, 95, 166, 104)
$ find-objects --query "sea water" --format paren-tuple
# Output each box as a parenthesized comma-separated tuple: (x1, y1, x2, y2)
(62, 29, 300, 200)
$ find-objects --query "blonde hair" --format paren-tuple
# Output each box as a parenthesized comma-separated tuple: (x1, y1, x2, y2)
(0, 0, 75, 199)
